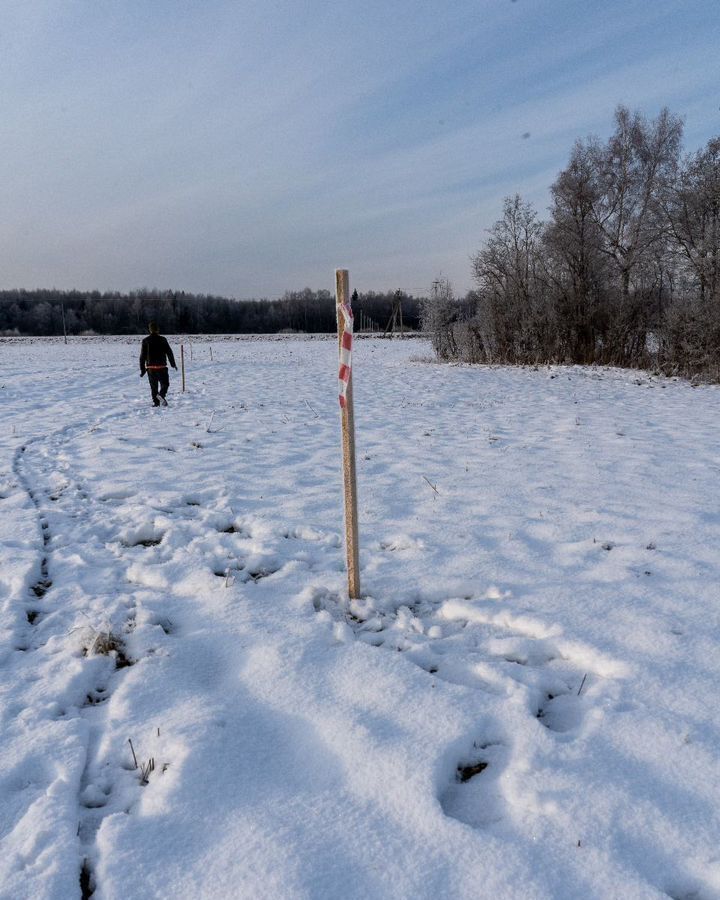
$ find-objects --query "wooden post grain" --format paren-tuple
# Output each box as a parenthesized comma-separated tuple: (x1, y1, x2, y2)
(181, 344, 186, 392)
(336, 269, 361, 599)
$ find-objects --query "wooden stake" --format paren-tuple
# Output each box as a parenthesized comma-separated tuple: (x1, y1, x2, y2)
(181, 344, 186, 392)
(336, 269, 361, 599)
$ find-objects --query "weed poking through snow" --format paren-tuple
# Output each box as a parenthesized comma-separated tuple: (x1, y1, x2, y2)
(81, 626, 133, 668)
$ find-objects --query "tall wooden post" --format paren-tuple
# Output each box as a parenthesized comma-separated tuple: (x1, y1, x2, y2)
(181, 344, 186, 392)
(336, 269, 360, 599)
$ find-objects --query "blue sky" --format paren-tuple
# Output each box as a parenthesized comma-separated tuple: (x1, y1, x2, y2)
(1, 0, 718, 298)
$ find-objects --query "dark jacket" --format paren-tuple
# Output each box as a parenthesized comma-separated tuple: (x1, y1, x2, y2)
(140, 334, 176, 374)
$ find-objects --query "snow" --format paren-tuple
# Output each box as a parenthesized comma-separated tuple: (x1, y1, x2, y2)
(1, 334, 720, 900)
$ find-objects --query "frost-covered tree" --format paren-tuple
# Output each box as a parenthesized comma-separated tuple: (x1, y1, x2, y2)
(471, 196, 552, 363)
(664, 136, 720, 304)
(658, 136, 720, 374)
(421, 276, 458, 359)
(546, 142, 609, 362)
(588, 106, 683, 301)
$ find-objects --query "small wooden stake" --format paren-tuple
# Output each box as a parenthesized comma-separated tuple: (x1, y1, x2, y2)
(336, 269, 360, 599)
(181, 344, 186, 392)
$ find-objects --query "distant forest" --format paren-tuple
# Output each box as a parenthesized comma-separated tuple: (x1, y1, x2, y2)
(0, 287, 423, 336)
(423, 106, 720, 379)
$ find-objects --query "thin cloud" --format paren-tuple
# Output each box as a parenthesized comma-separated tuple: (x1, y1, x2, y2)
(0, 0, 718, 297)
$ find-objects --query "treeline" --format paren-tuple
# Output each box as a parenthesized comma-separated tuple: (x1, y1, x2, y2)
(0, 287, 423, 336)
(424, 106, 720, 378)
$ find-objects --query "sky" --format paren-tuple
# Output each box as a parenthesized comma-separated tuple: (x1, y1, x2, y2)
(1, 0, 718, 299)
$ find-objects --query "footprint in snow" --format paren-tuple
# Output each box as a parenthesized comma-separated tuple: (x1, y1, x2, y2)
(25, 607, 44, 626)
(311, 588, 617, 739)
(535, 685, 586, 734)
(440, 739, 507, 829)
(121, 528, 165, 548)
(83, 687, 110, 707)
(309, 585, 626, 837)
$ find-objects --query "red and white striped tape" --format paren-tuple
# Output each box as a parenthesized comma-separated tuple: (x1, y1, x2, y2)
(338, 302, 353, 408)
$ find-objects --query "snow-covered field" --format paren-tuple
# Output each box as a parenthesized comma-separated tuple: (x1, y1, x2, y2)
(1, 335, 720, 900)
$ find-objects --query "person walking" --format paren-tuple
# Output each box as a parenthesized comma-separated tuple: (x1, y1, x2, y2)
(139, 322, 177, 406)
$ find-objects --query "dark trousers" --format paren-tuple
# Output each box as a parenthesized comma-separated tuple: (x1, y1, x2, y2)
(148, 368, 169, 405)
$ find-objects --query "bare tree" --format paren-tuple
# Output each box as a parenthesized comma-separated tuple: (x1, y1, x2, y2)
(657, 136, 720, 374)
(546, 142, 609, 362)
(663, 136, 720, 304)
(448, 109, 717, 377)
(471, 195, 551, 362)
(588, 106, 683, 300)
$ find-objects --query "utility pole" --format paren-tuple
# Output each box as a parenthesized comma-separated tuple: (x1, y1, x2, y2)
(383, 290, 404, 338)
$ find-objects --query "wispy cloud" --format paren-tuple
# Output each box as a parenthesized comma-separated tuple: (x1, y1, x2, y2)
(1, 0, 718, 296)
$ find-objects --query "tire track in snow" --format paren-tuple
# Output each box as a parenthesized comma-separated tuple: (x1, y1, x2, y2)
(9, 400, 297, 897)
(11, 409, 130, 644)
(12, 431, 73, 635)
(11, 410, 154, 898)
